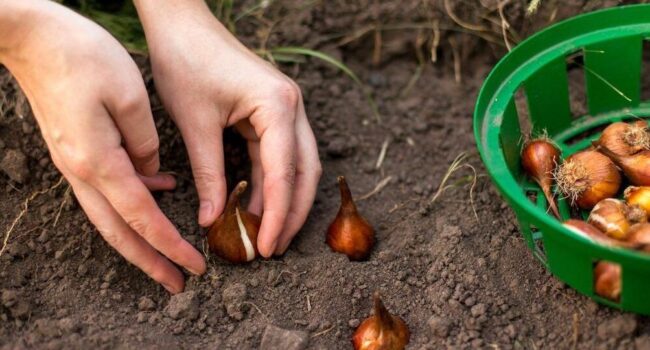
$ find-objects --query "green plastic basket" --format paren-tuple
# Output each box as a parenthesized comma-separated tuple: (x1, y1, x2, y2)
(474, 5, 650, 314)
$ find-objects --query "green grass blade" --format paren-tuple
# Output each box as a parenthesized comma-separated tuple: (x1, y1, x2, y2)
(269, 47, 381, 122)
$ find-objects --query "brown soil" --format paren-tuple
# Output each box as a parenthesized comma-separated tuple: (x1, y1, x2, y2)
(1, 1, 648, 349)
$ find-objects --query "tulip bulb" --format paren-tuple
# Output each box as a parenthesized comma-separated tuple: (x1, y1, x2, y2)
(207, 181, 260, 263)
(563, 219, 638, 249)
(352, 293, 410, 350)
(521, 138, 561, 218)
(327, 176, 374, 261)
(625, 223, 650, 252)
(596, 120, 649, 157)
(587, 198, 646, 240)
(597, 145, 650, 186)
(594, 261, 621, 302)
(555, 150, 621, 209)
(624, 186, 650, 216)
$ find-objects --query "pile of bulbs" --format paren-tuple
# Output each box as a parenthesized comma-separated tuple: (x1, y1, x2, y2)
(205, 177, 409, 349)
(522, 120, 650, 301)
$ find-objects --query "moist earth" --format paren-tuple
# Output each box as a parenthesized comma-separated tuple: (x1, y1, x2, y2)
(2, 1, 649, 349)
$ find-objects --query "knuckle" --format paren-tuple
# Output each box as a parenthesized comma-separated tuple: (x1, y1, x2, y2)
(130, 135, 160, 161)
(116, 88, 149, 116)
(97, 227, 124, 250)
(67, 151, 97, 181)
(125, 216, 154, 240)
(267, 162, 297, 188)
(271, 80, 300, 109)
(192, 165, 225, 187)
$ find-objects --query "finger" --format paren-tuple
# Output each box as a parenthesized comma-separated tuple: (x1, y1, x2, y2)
(255, 114, 297, 257)
(103, 75, 160, 177)
(275, 108, 321, 254)
(92, 148, 206, 275)
(247, 141, 264, 215)
(139, 173, 177, 192)
(69, 177, 185, 294)
(181, 122, 227, 227)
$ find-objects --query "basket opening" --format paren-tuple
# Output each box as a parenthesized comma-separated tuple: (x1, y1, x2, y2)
(566, 51, 588, 118)
(641, 39, 650, 101)
(593, 260, 622, 305)
(514, 87, 532, 137)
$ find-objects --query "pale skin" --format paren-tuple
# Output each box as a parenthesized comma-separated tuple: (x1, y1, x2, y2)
(0, 0, 321, 293)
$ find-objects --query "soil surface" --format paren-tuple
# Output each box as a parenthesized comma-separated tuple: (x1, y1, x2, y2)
(2, 1, 649, 349)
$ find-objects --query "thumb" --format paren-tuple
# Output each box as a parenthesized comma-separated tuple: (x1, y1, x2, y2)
(182, 125, 227, 227)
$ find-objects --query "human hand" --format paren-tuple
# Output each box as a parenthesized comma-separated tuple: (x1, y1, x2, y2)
(0, 0, 205, 293)
(135, 1, 322, 257)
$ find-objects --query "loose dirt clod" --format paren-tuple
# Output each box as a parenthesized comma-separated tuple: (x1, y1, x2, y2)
(1, 149, 28, 183)
(260, 324, 309, 350)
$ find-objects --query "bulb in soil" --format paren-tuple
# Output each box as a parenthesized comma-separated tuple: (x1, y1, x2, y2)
(563, 219, 638, 249)
(207, 181, 261, 263)
(587, 198, 646, 240)
(594, 261, 621, 302)
(352, 292, 410, 350)
(555, 150, 621, 209)
(326, 176, 375, 261)
(596, 120, 650, 157)
(521, 138, 561, 218)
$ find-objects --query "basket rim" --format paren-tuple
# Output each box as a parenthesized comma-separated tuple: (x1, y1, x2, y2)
(473, 4, 650, 266)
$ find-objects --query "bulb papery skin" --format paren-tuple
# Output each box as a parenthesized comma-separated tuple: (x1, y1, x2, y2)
(626, 223, 650, 252)
(597, 121, 649, 157)
(587, 199, 646, 240)
(594, 261, 621, 302)
(555, 150, 621, 209)
(563, 219, 637, 249)
(521, 139, 561, 218)
(352, 293, 410, 350)
(207, 181, 261, 264)
(597, 145, 650, 186)
(625, 186, 650, 215)
(327, 176, 375, 261)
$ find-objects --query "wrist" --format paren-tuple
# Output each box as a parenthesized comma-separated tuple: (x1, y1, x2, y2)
(134, 0, 213, 32)
(0, 0, 42, 61)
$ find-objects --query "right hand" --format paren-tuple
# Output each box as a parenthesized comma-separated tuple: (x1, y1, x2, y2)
(0, 0, 205, 293)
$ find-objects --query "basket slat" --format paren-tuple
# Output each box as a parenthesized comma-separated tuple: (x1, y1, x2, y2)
(584, 36, 642, 115)
(499, 98, 522, 178)
(524, 57, 572, 136)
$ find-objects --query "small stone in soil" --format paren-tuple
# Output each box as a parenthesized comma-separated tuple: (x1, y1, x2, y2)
(222, 283, 247, 321)
(428, 315, 452, 338)
(259, 324, 309, 350)
(325, 136, 356, 158)
(165, 291, 199, 321)
(0, 149, 29, 183)
(138, 297, 156, 311)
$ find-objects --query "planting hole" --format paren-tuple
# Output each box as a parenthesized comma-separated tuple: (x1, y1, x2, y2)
(641, 39, 650, 101)
(593, 260, 622, 303)
(566, 51, 587, 118)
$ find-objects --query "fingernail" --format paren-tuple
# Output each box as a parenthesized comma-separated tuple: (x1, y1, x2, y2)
(199, 200, 213, 226)
(267, 241, 278, 257)
(162, 282, 180, 294)
(188, 266, 203, 275)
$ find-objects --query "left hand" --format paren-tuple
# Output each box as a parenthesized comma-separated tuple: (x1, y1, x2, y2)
(134, 0, 322, 257)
